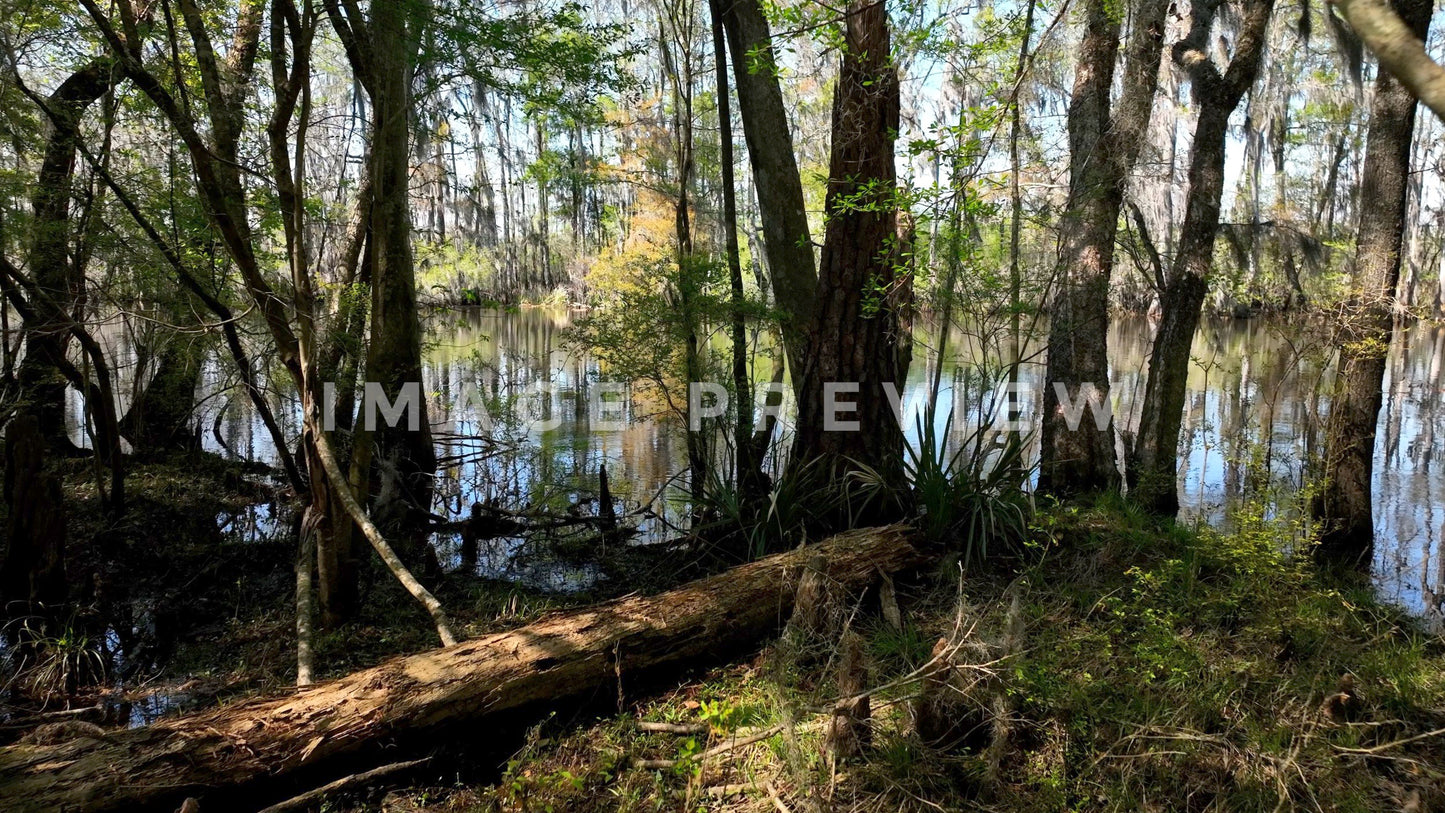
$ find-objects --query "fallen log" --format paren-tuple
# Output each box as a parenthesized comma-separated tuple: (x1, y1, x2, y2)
(0, 524, 923, 812)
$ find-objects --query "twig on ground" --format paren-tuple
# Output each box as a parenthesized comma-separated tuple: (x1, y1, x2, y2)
(638, 721, 708, 735)
(256, 758, 429, 813)
(1334, 726, 1445, 755)
(764, 779, 793, 813)
(0, 703, 103, 730)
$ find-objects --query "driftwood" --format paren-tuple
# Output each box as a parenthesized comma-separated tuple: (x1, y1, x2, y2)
(0, 524, 924, 812)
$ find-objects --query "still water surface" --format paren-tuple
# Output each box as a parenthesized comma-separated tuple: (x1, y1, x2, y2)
(74, 308, 1445, 624)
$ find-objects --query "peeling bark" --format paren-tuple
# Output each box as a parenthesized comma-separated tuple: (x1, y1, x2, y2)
(0, 526, 925, 813)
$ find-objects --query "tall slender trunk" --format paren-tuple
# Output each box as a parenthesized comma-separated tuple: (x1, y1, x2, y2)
(1313, 0, 1432, 565)
(536, 120, 551, 288)
(1005, 0, 1038, 443)
(1037, 0, 1167, 497)
(1269, 63, 1304, 307)
(1239, 97, 1265, 300)
(718, 0, 817, 387)
(709, 0, 760, 496)
(357, 0, 439, 543)
(1317, 126, 1350, 235)
(1008, 0, 1037, 348)
(1128, 0, 1276, 513)
(484, 87, 517, 293)
(1437, 207, 1445, 316)
(658, 10, 707, 507)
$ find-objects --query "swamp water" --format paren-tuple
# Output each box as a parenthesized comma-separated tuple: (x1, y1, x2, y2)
(67, 308, 1445, 624)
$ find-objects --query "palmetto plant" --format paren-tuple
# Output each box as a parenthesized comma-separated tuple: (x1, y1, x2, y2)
(906, 408, 1032, 566)
(852, 392, 1033, 567)
(700, 448, 852, 559)
(3, 615, 108, 705)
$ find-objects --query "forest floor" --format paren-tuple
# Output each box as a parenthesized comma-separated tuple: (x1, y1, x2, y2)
(8, 461, 1445, 810)
(353, 499, 1445, 812)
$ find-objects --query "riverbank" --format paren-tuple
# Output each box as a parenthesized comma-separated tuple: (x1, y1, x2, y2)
(0, 454, 616, 731)
(353, 500, 1445, 811)
(8, 462, 1444, 810)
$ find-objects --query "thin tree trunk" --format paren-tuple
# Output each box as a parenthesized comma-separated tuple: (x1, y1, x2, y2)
(658, 8, 708, 508)
(1317, 126, 1350, 235)
(1008, 0, 1037, 347)
(1037, 0, 1167, 497)
(1313, 0, 1432, 565)
(709, 0, 759, 496)
(1128, 0, 1276, 513)
(719, 0, 817, 386)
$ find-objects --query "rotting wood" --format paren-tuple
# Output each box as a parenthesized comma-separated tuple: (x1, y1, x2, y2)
(0, 524, 924, 812)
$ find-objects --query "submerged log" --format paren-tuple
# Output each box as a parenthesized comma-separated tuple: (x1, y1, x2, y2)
(0, 525, 923, 812)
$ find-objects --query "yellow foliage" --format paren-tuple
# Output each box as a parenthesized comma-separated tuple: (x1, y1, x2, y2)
(585, 184, 706, 308)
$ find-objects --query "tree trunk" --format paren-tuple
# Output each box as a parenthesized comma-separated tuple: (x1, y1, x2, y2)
(16, 60, 115, 452)
(718, 0, 817, 385)
(1313, 0, 1432, 565)
(362, 0, 439, 541)
(1037, 0, 1167, 497)
(1317, 126, 1349, 236)
(1008, 0, 1038, 347)
(1128, 0, 1276, 513)
(790, 0, 912, 490)
(0, 416, 66, 617)
(709, 0, 760, 496)
(657, 13, 708, 509)
(0, 526, 925, 813)
(120, 338, 204, 455)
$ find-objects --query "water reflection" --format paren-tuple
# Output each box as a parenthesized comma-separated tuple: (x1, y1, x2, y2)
(65, 308, 1445, 621)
